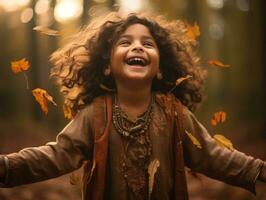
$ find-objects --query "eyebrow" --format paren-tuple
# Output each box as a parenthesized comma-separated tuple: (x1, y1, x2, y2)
(118, 34, 155, 41)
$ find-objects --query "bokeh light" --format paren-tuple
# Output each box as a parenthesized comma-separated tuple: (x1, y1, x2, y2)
(54, 0, 83, 23)
(35, 0, 51, 15)
(0, 0, 31, 12)
(236, 0, 250, 12)
(206, 0, 224, 9)
(20, 7, 34, 23)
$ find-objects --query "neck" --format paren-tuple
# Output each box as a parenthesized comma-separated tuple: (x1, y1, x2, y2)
(115, 82, 152, 118)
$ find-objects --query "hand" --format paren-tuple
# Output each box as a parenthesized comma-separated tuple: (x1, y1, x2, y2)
(258, 162, 266, 182)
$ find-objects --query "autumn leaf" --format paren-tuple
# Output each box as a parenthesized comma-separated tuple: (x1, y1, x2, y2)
(63, 104, 75, 120)
(148, 159, 160, 200)
(208, 60, 230, 68)
(175, 75, 192, 86)
(185, 130, 202, 149)
(185, 22, 200, 41)
(99, 83, 115, 92)
(11, 58, 30, 74)
(169, 75, 192, 93)
(213, 134, 234, 151)
(32, 88, 57, 115)
(33, 26, 60, 36)
(211, 111, 226, 126)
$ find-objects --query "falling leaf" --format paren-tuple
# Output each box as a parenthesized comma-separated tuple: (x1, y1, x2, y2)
(175, 75, 192, 86)
(32, 88, 57, 115)
(213, 134, 234, 151)
(185, 22, 200, 41)
(211, 111, 226, 126)
(185, 130, 202, 149)
(11, 58, 30, 74)
(208, 60, 230, 68)
(33, 26, 60, 36)
(169, 75, 192, 93)
(148, 159, 160, 200)
(99, 83, 115, 92)
(63, 104, 74, 120)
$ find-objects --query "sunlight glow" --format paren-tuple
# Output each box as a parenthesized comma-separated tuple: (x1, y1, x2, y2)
(0, 0, 31, 12)
(54, 0, 83, 23)
(118, 0, 144, 12)
(35, 0, 51, 15)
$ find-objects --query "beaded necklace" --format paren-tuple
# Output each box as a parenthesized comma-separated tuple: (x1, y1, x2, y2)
(112, 94, 154, 199)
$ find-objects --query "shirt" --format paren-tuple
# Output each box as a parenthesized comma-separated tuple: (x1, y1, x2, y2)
(0, 93, 263, 199)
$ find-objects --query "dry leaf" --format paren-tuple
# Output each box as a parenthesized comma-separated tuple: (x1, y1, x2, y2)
(213, 134, 234, 151)
(11, 58, 30, 74)
(211, 111, 226, 126)
(208, 60, 230, 68)
(99, 83, 115, 92)
(185, 130, 202, 149)
(32, 88, 57, 115)
(148, 159, 160, 200)
(169, 75, 192, 93)
(33, 26, 60, 36)
(175, 75, 192, 86)
(185, 22, 200, 41)
(63, 104, 74, 120)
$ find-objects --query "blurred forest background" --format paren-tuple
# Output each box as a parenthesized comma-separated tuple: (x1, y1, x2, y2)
(0, 0, 265, 199)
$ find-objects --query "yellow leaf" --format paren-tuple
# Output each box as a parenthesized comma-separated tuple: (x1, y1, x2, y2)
(148, 159, 160, 200)
(32, 88, 57, 115)
(211, 111, 226, 126)
(185, 130, 202, 149)
(33, 26, 60, 36)
(208, 60, 230, 68)
(63, 104, 75, 120)
(11, 58, 30, 74)
(185, 22, 200, 41)
(213, 134, 234, 151)
(175, 75, 192, 86)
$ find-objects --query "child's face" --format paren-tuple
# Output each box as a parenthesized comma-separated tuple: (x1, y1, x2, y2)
(109, 23, 160, 87)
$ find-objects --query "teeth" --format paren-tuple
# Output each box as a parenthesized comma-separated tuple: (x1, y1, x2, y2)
(126, 57, 147, 66)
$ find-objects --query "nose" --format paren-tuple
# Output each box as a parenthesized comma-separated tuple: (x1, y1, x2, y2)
(131, 42, 144, 53)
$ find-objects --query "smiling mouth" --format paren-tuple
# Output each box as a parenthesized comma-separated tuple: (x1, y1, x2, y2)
(125, 57, 148, 67)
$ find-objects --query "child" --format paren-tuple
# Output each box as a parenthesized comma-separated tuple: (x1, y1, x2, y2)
(0, 12, 265, 200)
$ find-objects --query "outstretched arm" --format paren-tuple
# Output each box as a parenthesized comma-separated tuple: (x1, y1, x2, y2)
(181, 106, 264, 194)
(0, 105, 93, 187)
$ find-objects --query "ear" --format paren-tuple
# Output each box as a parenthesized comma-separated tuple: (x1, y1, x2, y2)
(156, 72, 163, 80)
(103, 66, 111, 76)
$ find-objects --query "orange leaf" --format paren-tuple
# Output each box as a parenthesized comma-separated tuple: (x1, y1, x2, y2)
(175, 75, 192, 86)
(33, 26, 60, 36)
(185, 130, 202, 149)
(213, 134, 234, 151)
(185, 22, 200, 41)
(32, 88, 57, 115)
(211, 111, 226, 126)
(208, 60, 230, 68)
(11, 58, 30, 74)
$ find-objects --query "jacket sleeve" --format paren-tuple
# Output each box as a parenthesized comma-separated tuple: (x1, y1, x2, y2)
(0, 105, 94, 187)
(182, 106, 264, 194)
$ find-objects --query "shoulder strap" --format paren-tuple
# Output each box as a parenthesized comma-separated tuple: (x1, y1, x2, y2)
(174, 100, 189, 200)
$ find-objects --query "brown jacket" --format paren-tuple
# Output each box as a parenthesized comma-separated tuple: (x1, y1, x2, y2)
(0, 93, 263, 199)
(81, 94, 188, 200)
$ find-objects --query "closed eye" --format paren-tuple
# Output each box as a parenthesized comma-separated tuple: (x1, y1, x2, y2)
(118, 40, 131, 46)
(143, 41, 155, 48)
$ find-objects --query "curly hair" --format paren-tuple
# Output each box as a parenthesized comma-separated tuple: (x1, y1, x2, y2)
(50, 11, 207, 115)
